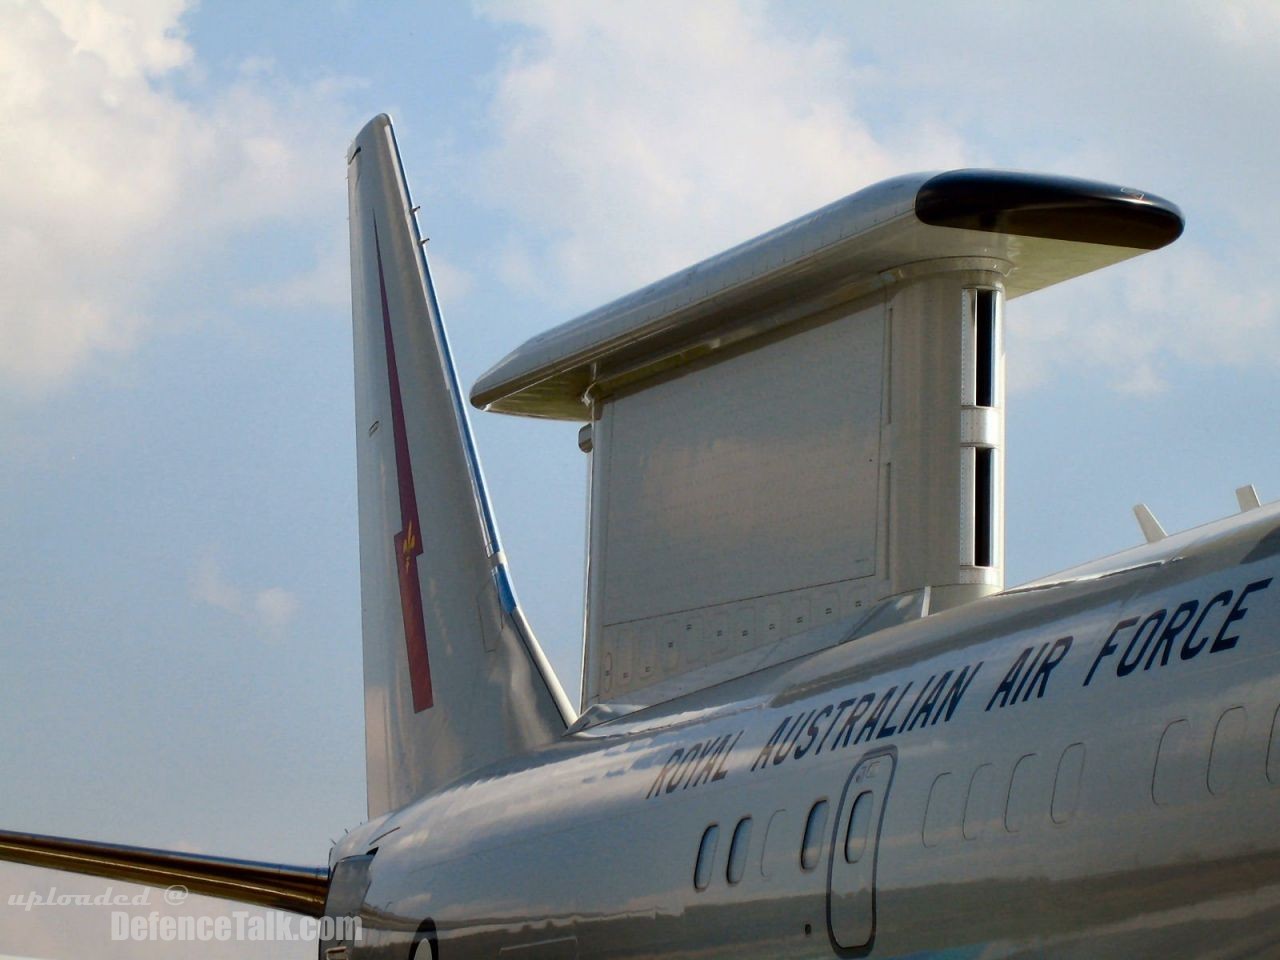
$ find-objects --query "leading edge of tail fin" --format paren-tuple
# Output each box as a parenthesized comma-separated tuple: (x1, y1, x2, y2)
(347, 115, 574, 819)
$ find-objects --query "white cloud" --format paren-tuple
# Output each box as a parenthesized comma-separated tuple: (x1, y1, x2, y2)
(191, 556, 242, 614)
(476, 0, 966, 305)
(191, 557, 299, 634)
(829, 2, 1280, 394)
(241, 236, 351, 310)
(1008, 239, 1280, 397)
(0, 0, 352, 396)
(1212, 0, 1280, 48)
(42, 0, 193, 77)
(427, 253, 476, 310)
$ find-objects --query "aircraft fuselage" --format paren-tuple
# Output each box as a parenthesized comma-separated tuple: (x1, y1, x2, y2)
(331, 502, 1280, 959)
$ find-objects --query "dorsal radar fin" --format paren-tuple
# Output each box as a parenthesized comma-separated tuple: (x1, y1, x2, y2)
(347, 115, 573, 818)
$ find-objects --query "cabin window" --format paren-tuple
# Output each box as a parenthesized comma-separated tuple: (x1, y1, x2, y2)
(760, 808, 790, 879)
(1004, 753, 1040, 833)
(1267, 704, 1280, 785)
(1152, 719, 1192, 807)
(800, 799, 829, 871)
(1209, 706, 1247, 796)
(694, 824, 719, 890)
(922, 773, 958, 848)
(726, 816, 753, 885)
(844, 791, 873, 862)
(1051, 743, 1086, 824)
(963, 763, 996, 840)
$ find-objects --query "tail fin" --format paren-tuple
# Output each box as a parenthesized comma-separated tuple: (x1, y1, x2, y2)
(347, 115, 574, 818)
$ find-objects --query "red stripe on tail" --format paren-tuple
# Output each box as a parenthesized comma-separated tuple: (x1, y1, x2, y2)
(374, 220, 434, 712)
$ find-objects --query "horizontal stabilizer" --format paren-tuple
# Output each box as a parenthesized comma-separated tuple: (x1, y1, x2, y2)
(0, 829, 328, 916)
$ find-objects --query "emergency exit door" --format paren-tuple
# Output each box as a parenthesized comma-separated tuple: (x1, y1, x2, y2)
(827, 749, 896, 953)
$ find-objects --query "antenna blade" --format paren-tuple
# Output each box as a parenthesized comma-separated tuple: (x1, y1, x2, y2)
(1236, 484, 1262, 512)
(1133, 503, 1167, 544)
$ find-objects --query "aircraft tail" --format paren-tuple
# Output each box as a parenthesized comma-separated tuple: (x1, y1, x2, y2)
(347, 115, 574, 819)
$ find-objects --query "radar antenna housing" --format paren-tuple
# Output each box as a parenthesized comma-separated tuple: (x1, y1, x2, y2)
(472, 170, 1183, 711)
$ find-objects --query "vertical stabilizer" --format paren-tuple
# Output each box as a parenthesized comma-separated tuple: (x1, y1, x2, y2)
(347, 115, 573, 818)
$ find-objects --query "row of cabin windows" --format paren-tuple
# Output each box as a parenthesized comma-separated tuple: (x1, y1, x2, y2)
(921, 703, 1263, 847)
(919, 743, 1084, 849)
(694, 741, 1076, 891)
(695, 701, 1267, 889)
(695, 740, 1079, 893)
(694, 793, 875, 891)
(1154, 702, 1280, 805)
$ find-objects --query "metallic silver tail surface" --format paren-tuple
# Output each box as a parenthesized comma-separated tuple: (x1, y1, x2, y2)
(347, 115, 572, 819)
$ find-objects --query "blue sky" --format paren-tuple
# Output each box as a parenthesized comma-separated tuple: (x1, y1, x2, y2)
(2, 1, 1279, 956)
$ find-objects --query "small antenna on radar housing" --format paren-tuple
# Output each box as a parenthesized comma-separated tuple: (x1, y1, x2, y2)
(1133, 503, 1167, 544)
(1236, 484, 1262, 512)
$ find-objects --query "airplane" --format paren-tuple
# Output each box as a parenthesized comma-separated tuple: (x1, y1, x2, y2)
(4, 113, 1278, 959)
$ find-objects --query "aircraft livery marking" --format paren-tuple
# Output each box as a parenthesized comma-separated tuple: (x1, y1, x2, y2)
(373, 219, 433, 712)
(986, 636, 1073, 711)
(1083, 577, 1272, 686)
(640, 574, 1274, 799)
(747, 661, 985, 774)
(644, 660, 984, 799)
(645, 731, 744, 799)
